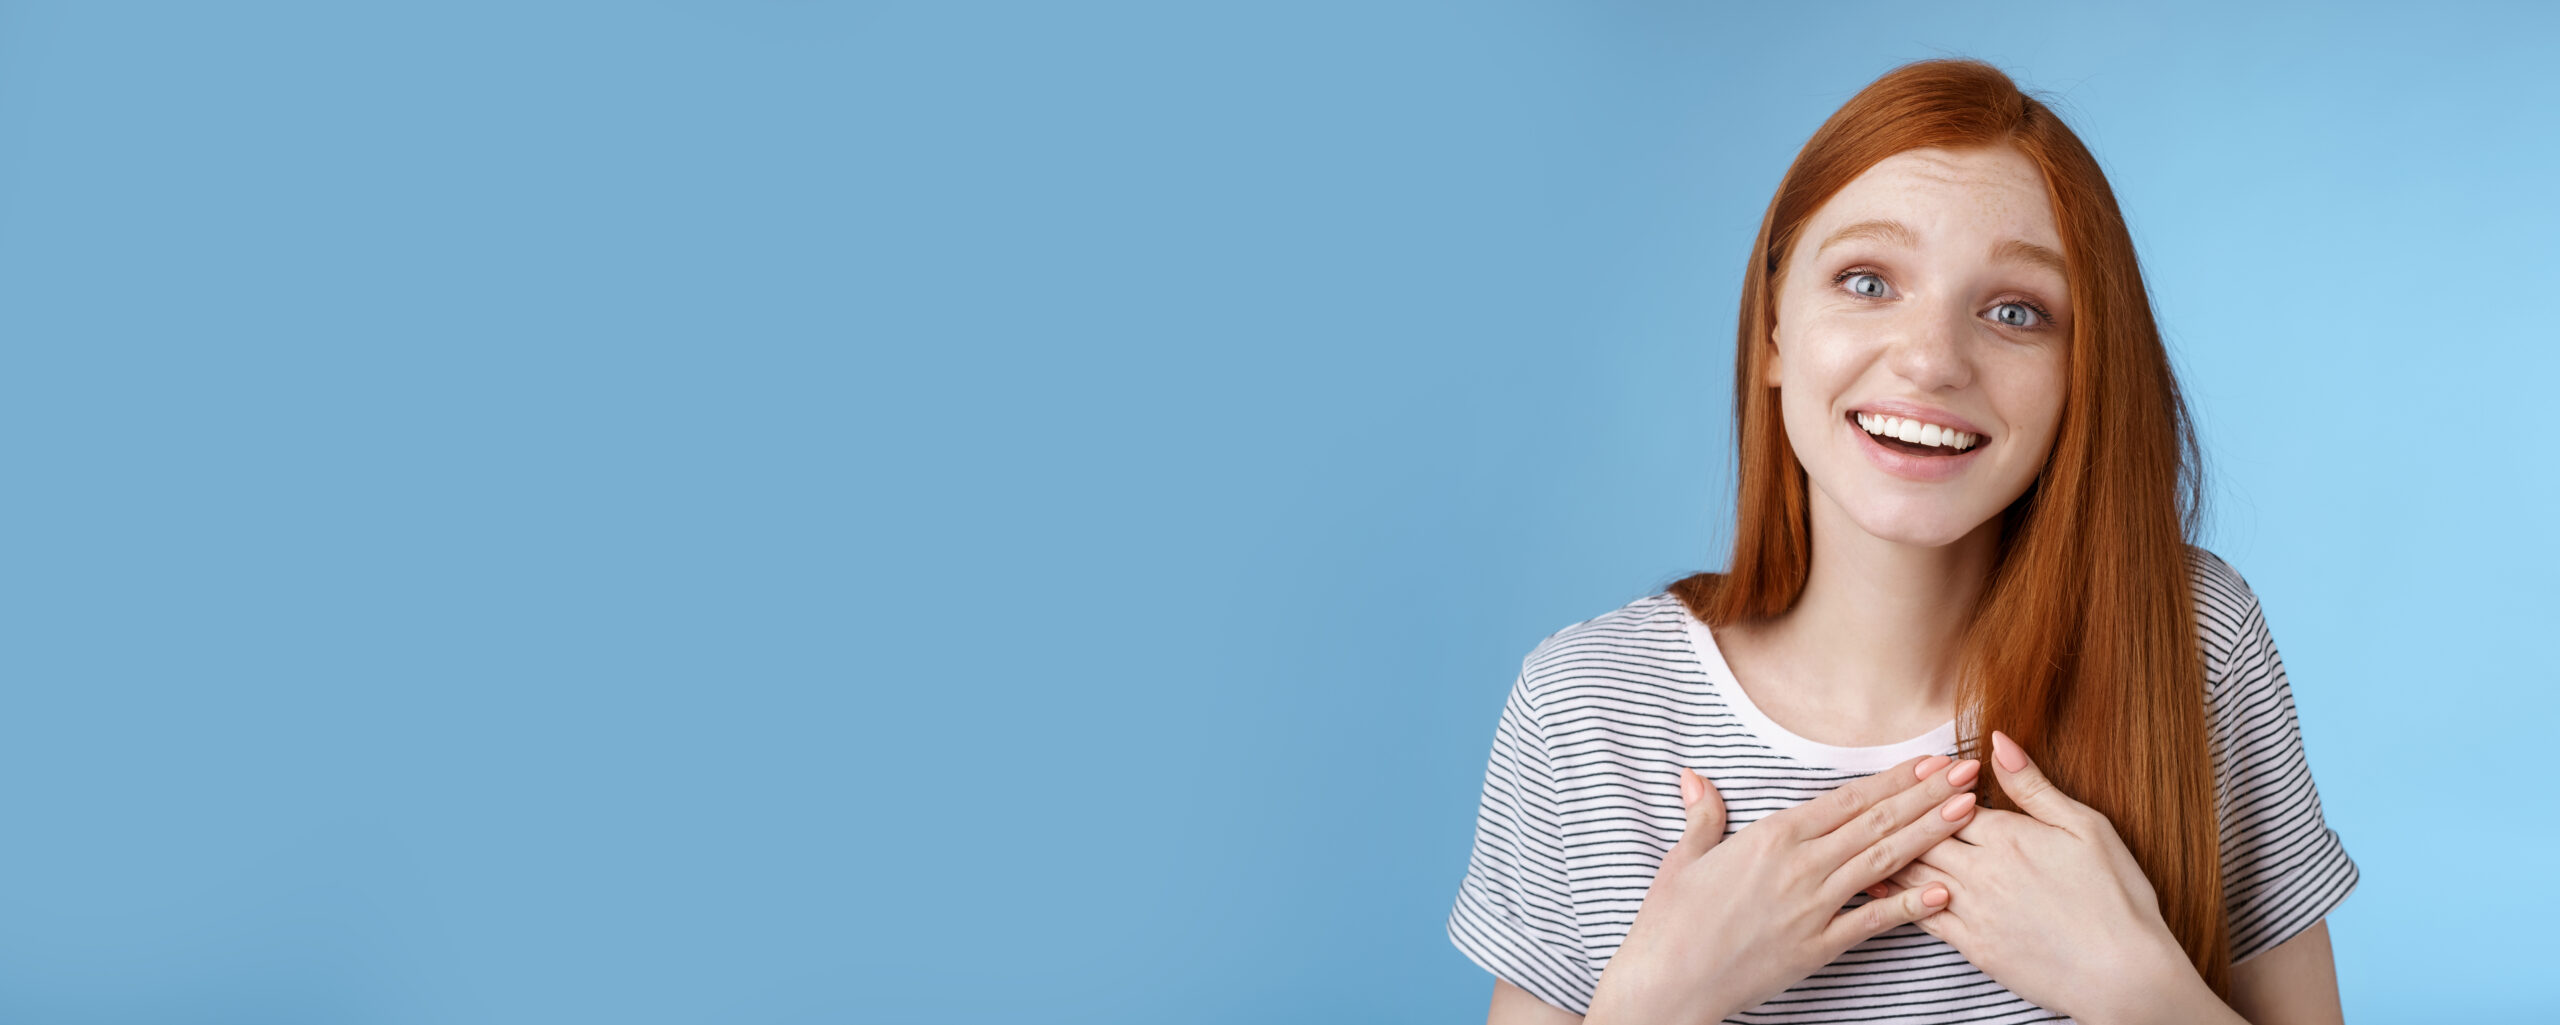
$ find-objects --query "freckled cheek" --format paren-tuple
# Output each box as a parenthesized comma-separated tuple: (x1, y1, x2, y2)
(1773, 326, 1884, 399)
(1974, 350, 2067, 444)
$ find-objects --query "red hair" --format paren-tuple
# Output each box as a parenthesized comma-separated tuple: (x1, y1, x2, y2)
(1667, 59, 2228, 995)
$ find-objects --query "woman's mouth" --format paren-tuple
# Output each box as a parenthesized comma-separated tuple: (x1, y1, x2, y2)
(1847, 411, 1991, 483)
(1851, 411, 1986, 457)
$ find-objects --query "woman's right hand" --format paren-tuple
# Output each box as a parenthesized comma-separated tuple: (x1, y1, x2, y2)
(1582, 753, 1982, 1025)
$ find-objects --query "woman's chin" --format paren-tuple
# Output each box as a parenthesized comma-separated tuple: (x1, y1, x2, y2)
(1841, 506, 1993, 550)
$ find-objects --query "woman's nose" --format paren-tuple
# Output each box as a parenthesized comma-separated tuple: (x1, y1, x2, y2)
(1884, 302, 1974, 392)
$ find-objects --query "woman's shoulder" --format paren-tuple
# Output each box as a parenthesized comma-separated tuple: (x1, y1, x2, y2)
(2182, 546, 2360, 955)
(2184, 543, 2264, 625)
(2182, 544, 2281, 702)
(1513, 590, 1697, 706)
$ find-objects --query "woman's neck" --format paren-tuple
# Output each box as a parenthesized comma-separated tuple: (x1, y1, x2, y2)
(1732, 493, 2000, 735)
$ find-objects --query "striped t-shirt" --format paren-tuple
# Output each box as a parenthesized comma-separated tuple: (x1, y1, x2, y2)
(1446, 546, 2358, 1023)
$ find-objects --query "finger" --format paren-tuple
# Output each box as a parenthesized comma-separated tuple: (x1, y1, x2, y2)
(1774, 754, 1936, 841)
(1863, 873, 1913, 899)
(1989, 730, 2096, 832)
(1887, 860, 1957, 894)
(1823, 783, 1980, 904)
(1808, 755, 1981, 874)
(1911, 833, 1982, 875)
(1821, 876, 1950, 951)
(1949, 806, 2040, 850)
(1912, 905, 1971, 947)
(1670, 765, 1728, 858)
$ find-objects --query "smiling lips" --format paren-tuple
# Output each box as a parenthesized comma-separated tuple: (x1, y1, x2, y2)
(1855, 412, 1983, 455)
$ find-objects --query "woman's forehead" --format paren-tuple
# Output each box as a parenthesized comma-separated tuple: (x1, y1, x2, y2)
(1805, 146, 2061, 252)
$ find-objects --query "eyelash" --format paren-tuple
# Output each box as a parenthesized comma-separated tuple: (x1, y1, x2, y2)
(1831, 266, 2056, 329)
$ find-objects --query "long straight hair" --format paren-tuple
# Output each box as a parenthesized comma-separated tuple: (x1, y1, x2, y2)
(1666, 59, 2227, 996)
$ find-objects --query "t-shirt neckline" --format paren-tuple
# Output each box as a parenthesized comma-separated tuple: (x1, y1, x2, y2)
(1673, 599, 1959, 773)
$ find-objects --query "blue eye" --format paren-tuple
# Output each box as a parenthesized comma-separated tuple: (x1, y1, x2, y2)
(1840, 271, 1890, 298)
(1990, 301, 2044, 328)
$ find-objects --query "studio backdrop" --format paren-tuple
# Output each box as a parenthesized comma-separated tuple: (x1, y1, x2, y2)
(1, 1, 2550, 1022)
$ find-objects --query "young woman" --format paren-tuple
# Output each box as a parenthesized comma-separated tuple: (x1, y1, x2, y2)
(1447, 60, 2357, 1024)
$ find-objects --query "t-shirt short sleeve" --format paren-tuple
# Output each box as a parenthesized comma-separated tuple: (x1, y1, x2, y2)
(1447, 662, 1600, 1015)
(2193, 549, 2361, 963)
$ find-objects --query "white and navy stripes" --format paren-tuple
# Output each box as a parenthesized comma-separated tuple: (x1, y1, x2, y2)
(1447, 546, 2358, 1023)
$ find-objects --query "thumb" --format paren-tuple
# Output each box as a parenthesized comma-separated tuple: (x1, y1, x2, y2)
(1989, 730, 2084, 825)
(1675, 765, 1728, 856)
(1823, 880, 1951, 952)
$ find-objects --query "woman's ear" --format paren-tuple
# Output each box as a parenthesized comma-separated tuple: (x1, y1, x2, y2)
(1762, 328, 1784, 387)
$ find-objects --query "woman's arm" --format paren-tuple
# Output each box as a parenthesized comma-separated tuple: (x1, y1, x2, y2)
(1489, 979, 1583, 1025)
(2083, 918, 2342, 1025)
(2227, 920, 2344, 1025)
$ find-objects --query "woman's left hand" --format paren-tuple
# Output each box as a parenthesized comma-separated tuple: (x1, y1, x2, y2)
(1868, 731, 2215, 1024)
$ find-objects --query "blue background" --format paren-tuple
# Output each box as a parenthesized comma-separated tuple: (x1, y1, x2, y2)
(2, 1, 2548, 1021)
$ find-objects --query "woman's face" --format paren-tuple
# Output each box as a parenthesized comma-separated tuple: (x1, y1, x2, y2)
(1767, 144, 2072, 549)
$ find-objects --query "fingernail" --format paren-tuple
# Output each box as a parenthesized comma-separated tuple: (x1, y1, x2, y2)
(1679, 767, 1700, 805)
(1913, 754, 1952, 781)
(1947, 759, 1980, 787)
(1992, 731, 2027, 773)
(1922, 885, 1949, 907)
(1940, 792, 1977, 821)
(1867, 884, 1886, 898)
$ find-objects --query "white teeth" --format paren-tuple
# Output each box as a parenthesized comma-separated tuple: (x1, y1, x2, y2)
(1858, 412, 1978, 451)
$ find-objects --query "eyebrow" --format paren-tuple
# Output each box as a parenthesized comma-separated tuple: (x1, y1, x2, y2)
(1993, 237, 2068, 277)
(1816, 219, 1920, 254)
(1815, 218, 2068, 277)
